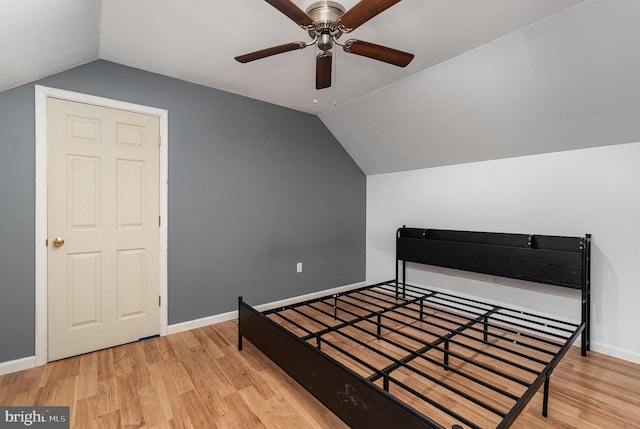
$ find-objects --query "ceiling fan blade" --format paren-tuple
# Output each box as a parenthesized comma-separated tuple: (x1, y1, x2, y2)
(316, 52, 333, 89)
(339, 0, 401, 31)
(265, 0, 314, 27)
(235, 42, 306, 63)
(343, 40, 414, 67)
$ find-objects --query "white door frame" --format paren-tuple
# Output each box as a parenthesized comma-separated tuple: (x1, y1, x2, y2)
(34, 85, 169, 366)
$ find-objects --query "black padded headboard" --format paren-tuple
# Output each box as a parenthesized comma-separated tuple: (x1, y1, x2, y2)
(396, 228, 590, 289)
(395, 227, 592, 355)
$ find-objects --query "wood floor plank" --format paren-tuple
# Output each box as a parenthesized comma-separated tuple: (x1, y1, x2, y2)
(179, 390, 217, 429)
(76, 352, 98, 400)
(190, 328, 225, 360)
(116, 375, 146, 428)
(213, 346, 274, 400)
(257, 365, 348, 429)
(166, 416, 194, 429)
(220, 391, 266, 429)
(1, 319, 638, 428)
(238, 385, 311, 429)
(73, 395, 100, 428)
(96, 410, 122, 429)
(145, 362, 176, 422)
(138, 385, 168, 428)
(96, 377, 120, 417)
(201, 325, 232, 350)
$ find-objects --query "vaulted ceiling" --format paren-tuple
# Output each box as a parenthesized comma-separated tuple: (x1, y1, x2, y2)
(3, 0, 639, 174)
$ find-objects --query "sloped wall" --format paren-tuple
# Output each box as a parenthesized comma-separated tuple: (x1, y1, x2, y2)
(322, 0, 640, 174)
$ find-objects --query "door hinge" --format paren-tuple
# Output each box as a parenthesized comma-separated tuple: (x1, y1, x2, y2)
(45, 238, 48, 247)
(158, 215, 161, 227)
(158, 296, 161, 307)
(158, 135, 161, 146)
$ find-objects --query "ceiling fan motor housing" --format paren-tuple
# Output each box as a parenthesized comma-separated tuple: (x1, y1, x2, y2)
(306, 1, 346, 44)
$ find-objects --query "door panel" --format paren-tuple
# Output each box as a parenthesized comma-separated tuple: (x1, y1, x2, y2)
(48, 97, 160, 361)
(117, 248, 147, 319)
(67, 155, 101, 228)
(117, 160, 146, 227)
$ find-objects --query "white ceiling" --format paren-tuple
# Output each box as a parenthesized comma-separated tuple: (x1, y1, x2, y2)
(4, 0, 639, 174)
(98, 0, 587, 114)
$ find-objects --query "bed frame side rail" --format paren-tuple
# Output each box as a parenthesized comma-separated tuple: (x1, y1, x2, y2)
(238, 297, 449, 429)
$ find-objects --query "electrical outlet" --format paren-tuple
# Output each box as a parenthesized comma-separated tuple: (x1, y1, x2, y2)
(296, 262, 302, 273)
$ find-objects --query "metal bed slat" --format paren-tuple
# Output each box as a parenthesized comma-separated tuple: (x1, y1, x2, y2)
(298, 291, 433, 341)
(282, 302, 513, 418)
(377, 286, 572, 354)
(388, 377, 483, 429)
(356, 288, 557, 364)
(382, 282, 577, 342)
(282, 296, 530, 418)
(290, 284, 557, 393)
(345, 285, 559, 365)
(310, 296, 535, 389)
(295, 285, 566, 403)
(397, 282, 580, 334)
(303, 299, 526, 400)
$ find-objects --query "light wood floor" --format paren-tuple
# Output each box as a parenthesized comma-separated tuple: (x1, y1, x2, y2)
(1, 320, 638, 428)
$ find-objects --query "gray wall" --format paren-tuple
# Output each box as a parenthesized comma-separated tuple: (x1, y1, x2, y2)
(0, 60, 366, 363)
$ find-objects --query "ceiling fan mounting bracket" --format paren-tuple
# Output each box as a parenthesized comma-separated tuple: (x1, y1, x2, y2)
(342, 39, 356, 52)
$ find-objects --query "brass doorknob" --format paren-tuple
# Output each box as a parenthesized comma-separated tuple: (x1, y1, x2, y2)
(52, 237, 65, 247)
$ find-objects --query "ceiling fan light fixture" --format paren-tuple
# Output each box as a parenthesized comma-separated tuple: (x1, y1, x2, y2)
(317, 31, 333, 51)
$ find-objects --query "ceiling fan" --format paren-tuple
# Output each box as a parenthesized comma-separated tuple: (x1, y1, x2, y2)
(235, 0, 414, 89)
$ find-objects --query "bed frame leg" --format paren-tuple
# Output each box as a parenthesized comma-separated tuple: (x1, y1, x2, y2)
(402, 260, 407, 298)
(395, 259, 399, 299)
(542, 374, 550, 417)
(238, 296, 243, 352)
(443, 336, 450, 371)
(581, 234, 592, 357)
(483, 316, 489, 342)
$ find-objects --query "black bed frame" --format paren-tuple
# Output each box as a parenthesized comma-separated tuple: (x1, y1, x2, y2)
(238, 228, 591, 429)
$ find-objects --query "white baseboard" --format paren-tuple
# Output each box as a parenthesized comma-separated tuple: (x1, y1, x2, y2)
(167, 281, 367, 335)
(0, 356, 36, 376)
(253, 281, 367, 312)
(591, 341, 640, 364)
(167, 310, 238, 335)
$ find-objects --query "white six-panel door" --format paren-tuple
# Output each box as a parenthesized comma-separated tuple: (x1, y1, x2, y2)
(47, 97, 160, 361)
